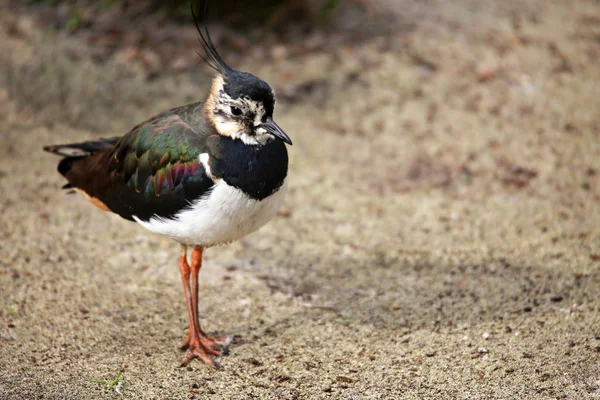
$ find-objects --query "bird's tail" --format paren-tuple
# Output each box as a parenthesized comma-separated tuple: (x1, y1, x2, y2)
(43, 137, 120, 186)
(43, 137, 120, 158)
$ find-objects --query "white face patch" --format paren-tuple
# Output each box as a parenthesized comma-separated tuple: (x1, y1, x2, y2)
(205, 75, 276, 146)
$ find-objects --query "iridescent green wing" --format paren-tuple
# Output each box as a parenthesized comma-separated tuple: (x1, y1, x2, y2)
(102, 107, 213, 221)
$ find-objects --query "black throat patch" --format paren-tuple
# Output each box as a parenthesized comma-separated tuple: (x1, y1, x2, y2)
(207, 135, 288, 201)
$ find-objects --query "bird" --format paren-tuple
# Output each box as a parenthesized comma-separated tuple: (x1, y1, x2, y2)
(42, 8, 292, 369)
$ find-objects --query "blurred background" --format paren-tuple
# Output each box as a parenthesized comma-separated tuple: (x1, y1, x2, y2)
(1, 0, 599, 398)
(1, 0, 406, 132)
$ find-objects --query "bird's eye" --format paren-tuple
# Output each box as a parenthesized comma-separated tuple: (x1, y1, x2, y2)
(230, 106, 243, 116)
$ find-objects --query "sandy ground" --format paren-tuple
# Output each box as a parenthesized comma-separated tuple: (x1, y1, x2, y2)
(1, 0, 600, 399)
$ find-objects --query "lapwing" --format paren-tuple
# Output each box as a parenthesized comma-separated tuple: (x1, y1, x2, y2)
(43, 8, 292, 368)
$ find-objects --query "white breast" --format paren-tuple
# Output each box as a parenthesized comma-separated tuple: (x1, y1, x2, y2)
(133, 179, 287, 247)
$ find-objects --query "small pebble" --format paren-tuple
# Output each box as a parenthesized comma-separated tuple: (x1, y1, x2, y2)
(482, 332, 490, 340)
(540, 373, 551, 381)
(477, 347, 489, 354)
(246, 358, 262, 366)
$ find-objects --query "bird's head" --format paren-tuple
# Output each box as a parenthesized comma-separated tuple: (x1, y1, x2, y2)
(193, 9, 292, 147)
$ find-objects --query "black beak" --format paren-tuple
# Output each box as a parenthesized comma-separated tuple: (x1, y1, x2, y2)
(261, 118, 292, 145)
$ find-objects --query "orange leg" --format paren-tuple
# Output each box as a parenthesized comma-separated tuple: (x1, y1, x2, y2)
(179, 245, 230, 368)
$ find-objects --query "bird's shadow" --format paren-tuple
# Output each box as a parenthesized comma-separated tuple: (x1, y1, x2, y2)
(243, 248, 598, 334)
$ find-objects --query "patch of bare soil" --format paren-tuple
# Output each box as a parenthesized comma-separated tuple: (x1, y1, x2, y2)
(1, 0, 599, 399)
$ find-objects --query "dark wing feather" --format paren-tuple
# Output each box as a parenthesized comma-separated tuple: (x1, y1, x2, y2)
(43, 137, 120, 158)
(61, 106, 214, 222)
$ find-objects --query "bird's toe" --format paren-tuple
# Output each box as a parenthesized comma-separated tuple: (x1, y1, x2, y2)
(181, 345, 221, 369)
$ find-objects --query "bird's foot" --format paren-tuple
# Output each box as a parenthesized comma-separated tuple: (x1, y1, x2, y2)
(181, 338, 221, 369)
(181, 331, 231, 352)
(181, 332, 231, 368)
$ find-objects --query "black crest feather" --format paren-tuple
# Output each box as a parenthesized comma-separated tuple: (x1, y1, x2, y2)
(191, 3, 232, 75)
